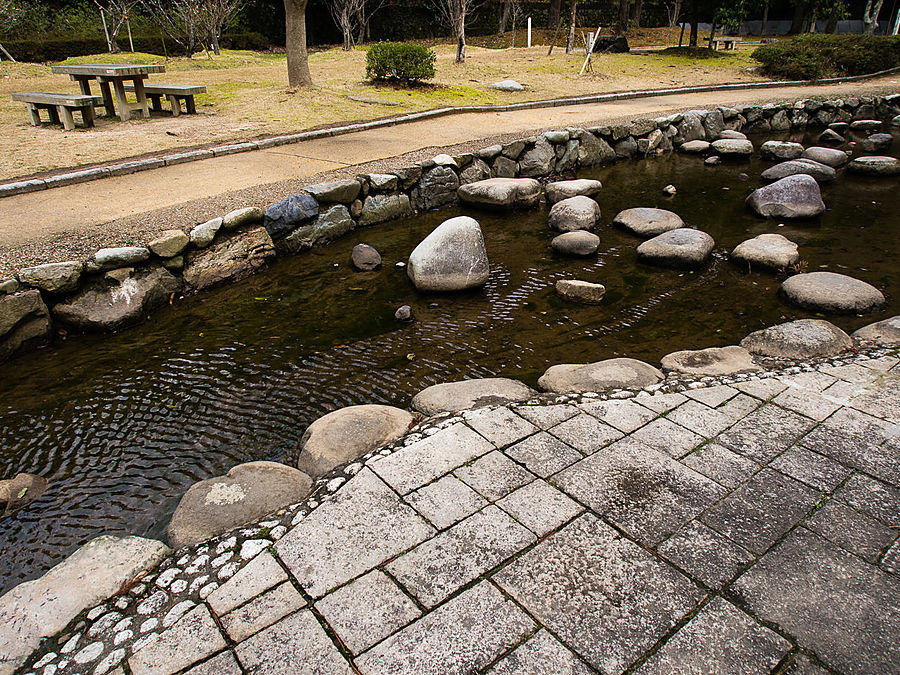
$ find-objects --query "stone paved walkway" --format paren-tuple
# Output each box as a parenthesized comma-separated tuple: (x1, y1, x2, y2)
(19, 350, 900, 675)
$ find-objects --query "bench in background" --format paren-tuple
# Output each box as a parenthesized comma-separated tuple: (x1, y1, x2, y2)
(11, 92, 101, 130)
(125, 84, 206, 116)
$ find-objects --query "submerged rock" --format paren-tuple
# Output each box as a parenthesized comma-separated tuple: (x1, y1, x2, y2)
(861, 133, 893, 153)
(740, 319, 852, 360)
(852, 315, 900, 346)
(760, 141, 804, 161)
(637, 228, 715, 268)
(800, 146, 849, 168)
(394, 305, 413, 321)
(548, 196, 601, 232)
(780, 271, 885, 314)
(760, 159, 835, 183)
(457, 178, 541, 210)
(746, 175, 825, 219)
(678, 140, 710, 154)
(555, 279, 606, 304)
(612, 207, 684, 238)
(545, 179, 602, 203)
(847, 156, 900, 176)
(731, 233, 799, 270)
(660, 345, 761, 376)
(818, 128, 845, 145)
(0, 472, 48, 510)
(0, 290, 51, 362)
(538, 358, 663, 394)
(411, 378, 536, 415)
(351, 243, 382, 271)
(407, 216, 489, 292)
(551, 231, 600, 256)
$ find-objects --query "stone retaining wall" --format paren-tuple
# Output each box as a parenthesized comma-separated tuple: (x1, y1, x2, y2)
(1, 93, 898, 364)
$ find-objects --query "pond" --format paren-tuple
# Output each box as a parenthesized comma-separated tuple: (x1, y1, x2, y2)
(1, 132, 898, 593)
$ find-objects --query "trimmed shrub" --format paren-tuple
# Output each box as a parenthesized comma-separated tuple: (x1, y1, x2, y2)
(365, 42, 436, 83)
(753, 34, 900, 81)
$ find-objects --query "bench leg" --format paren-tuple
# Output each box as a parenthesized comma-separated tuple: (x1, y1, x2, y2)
(185, 96, 196, 115)
(133, 77, 151, 119)
(149, 94, 163, 113)
(82, 104, 95, 128)
(167, 94, 182, 116)
(111, 78, 132, 121)
(26, 103, 41, 126)
(99, 80, 115, 116)
(59, 105, 75, 131)
(47, 105, 60, 124)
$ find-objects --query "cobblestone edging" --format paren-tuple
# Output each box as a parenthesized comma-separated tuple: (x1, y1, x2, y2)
(15, 343, 899, 675)
(2, 68, 900, 199)
(1, 92, 898, 365)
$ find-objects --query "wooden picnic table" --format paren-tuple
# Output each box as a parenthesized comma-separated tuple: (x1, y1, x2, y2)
(50, 63, 165, 122)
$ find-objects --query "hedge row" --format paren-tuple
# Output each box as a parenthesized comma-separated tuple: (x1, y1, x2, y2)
(753, 34, 900, 80)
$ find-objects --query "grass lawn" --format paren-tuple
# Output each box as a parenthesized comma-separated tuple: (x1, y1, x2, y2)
(0, 36, 762, 180)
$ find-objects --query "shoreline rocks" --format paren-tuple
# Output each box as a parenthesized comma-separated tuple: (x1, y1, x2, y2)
(457, 178, 541, 210)
(660, 345, 761, 376)
(852, 315, 900, 346)
(537, 358, 663, 394)
(411, 378, 536, 415)
(740, 319, 853, 360)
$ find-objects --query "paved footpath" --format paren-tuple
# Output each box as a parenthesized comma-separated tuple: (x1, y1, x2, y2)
(18, 348, 900, 674)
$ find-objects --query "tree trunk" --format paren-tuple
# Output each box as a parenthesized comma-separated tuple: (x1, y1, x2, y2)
(789, 1, 808, 33)
(630, 0, 643, 27)
(548, 0, 563, 29)
(284, 0, 312, 88)
(565, 0, 577, 53)
(617, 0, 629, 32)
(689, 18, 698, 45)
(499, 0, 511, 33)
(456, 13, 466, 63)
(707, 19, 716, 47)
(761, 2, 769, 34)
(863, 0, 885, 33)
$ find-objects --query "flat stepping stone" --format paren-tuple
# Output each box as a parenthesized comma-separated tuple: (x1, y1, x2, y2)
(746, 175, 825, 219)
(731, 233, 799, 270)
(637, 228, 715, 269)
(612, 207, 684, 238)
(661, 345, 761, 376)
(861, 133, 892, 153)
(555, 280, 606, 304)
(849, 119, 881, 131)
(710, 139, 753, 157)
(457, 178, 541, 210)
(852, 315, 900, 346)
(717, 130, 748, 140)
(780, 271, 885, 314)
(760, 141, 804, 161)
(548, 196, 601, 232)
(847, 156, 900, 177)
(678, 140, 710, 154)
(740, 319, 852, 360)
(551, 231, 600, 256)
(407, 216, 489, 292)
(800, 146, 849, 168)
(761, 159, 835, 183)
(537, 358, 663, 394)
(411, 378, 536, 415)
(545, 179, 602, 203)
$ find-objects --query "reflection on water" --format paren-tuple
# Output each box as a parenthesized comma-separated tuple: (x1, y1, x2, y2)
(0, 137, 897, 592)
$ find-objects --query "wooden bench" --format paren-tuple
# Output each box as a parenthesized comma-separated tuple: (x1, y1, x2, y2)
(124, 83, 206, 116)
(11, 92, 101, 130)
(704, 37, 739, 51)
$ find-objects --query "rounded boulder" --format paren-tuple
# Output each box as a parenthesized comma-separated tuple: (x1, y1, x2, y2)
(457, 178, 542, 210)
(740, 319, 853, 360)
(351, 243, 382, 271)
(612, 207, 684, 238)
(800, 146, 850, 168)
(545, 179, 602, 203)
(731, 233, 799, 270)
(551, 231, 600, 256)
(710, 138, 754, 157)
(847, 156, 900, 177)
(861, 133, 893, 153)
(746, 174, 825, 219)
(852, 316, 900, 346)
(555, 279, 606, 304)
(637, 228, 715, 269)
(537, 358, 663, 394)
(548, 196, 601, 232)
(407, 216, 490, 292)
(760, 159, 835, 184)
(780, 272, 885, 314)
(411, 378, 537, 415)
(760, 141, 805, 161)
(661, 345, 761, 376)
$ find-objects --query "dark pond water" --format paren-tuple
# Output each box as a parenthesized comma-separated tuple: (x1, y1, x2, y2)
(1, 131, 898, 593)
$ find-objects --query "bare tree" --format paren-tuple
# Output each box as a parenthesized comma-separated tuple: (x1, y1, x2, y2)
(94, 0, 142, 52)
(200, 0, 246, 54)
(284, 0, 312, 87)
(434, 0, 481, 63)
(142, 0, 203, 54)
(329, 0, 362, 50)
(565, 0, 577, 53)
(862, 0, 884, 33)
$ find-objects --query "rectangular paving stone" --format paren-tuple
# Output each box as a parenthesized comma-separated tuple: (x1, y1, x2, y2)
(578, 399, 656, 433)
(494, 513, 704, 674)
(821, 362, 879, 383)
(235, 610, 353, 674)
(716, 404, 815, 463)
(716, 393, 762, 422)
(779, 371, 838, 393)
(355, 581, 535, 675)
(657, 520, 754, 589)
(685, 385, 740, 408)
(221, 581, 306, 642)
(846, 374, 900, 423)
(370, 423, 494, 494)
(405, 474, 487, 529)
(496, 480, 583, 536)
(806, 500, 898, 563)
(504, 432, 583, 478)
(666, 400, 736, 438)
(207, 551, 287, 616)
(681, 442, 760, 488)
(633, 391, 687, 413)
(821, 378, 866, 402)
(834, 472, 900, 525)
(734, 377, 788, 401)
(773, 386, 843, 421)
(512, 404, 580, 429)
(463, 407, 538, 448)
(386, 505, 535, 608)
(129, 605, 227, 675)
(315, 570, 421, 655)
(183, 651, 242, 675)
(702, 468, 820, 555)
(549, 413, 623, 454)
(771, 445, 852, 492)
(275, 469, 434, 598)
(455, 451, 534, 501)
(630, 417, 705, 459)
(487, 629, 593, 675)
(633, 596, 791, 674)
(731, 527, 900, 674)
(861, 354, 900, 372)
(556, 438, 726, 546)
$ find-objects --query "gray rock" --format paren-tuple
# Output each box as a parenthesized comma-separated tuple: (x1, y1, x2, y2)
(615, 136, 638, 158)
(53, 268, 180, 331)
(760, 141, 805, 161)
(304, 180, 361, 203)
(358, 193, 413, 227)
(411, 167, 459, 211)
(394, 166, 423, 190)
(538, 358, 663, 394)
(800, 146, 850, 168)
(222, 206, 264, 231)
(545, 179, 602, 203)
(86, 247, 150, 273)
(678, 140, 710, 154)
(740, 319, 853, 360)
(189, 217, 223, 249)
(278, 205, 355, 255)
(0, 472, 48, 511)
(297, 404, 413, 478)
(0, 279, 18, 294)
(576, 131, 616, 166)
(0, 290, 51, 362)
(502, 140, 526, 160)
(351, 243, 381, 271)
(264, 193, 319, 241)
(476, 145, 502, 160)
(148, 230, 189, 258)
(780, 271, 885, 314)
(710, 139, 754, 157)
(459, 158, 492, 185)
(551, 231, 600, 256)
(407, 216, 489, 292)
(457, 178, 541, 210)
(0, 535, 170, 674)
(769, 110, 791, 131)
(731, 233, 799, 270)
(613, 207, 684, 238)
(548, 196, 600, 232)
(661, 346, 761, 376)
(411, 378, 536, 415)
(861, 133, 892, 153)
(432, 153, 458, 168)
(717, 130, 747, 140)
(703, 109, 726, 139)
(847, 155, 900, 176)
(829, 121, 849, 133)
(184, 228, 276, 292)
(676, 112, 706, 143)
(630, 118, 657, 137)
(852, 315, 900, 346)
(18, 261, 82, 294)
(746, 175, 826, 219)
(555, 279, 606, 304)
(637, 228, 715, 269)
(394, 305, 412, 321)
(761, 159, 836, 183)
(493, 155, 518, 178)
(849, 119, 880, 131)
(818, 128, 845, 145)
(489, 79, 524, 91)
(893, 114, 900, 127)
(367, 173, 398, 191)
(704, 156, 721, 166)
(518, 137, 555, 177)
(167, 461, 312, 549)
(543, 130, 569, 144)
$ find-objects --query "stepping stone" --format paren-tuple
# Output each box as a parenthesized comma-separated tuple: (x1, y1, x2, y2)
(849, 119, 881, 131)
(847, 156, 900, 176)
(555, 279, 606, 304)
(407, 216, 489, 292)
(710, 138, 753, 157)
(678, 140, 710, 154)
(739, 319, 852, 360)
(731, 233, 799, 270)
(660, 345, 761, 376)
(457, 178, 541, 210)
(411, 377, 536, 415)
(717, 130, 747, 140)
(818, 128, 845, 145)
(612, 207, 684, 238)
(746, 175, 825, 219)
(537, 358, 663, 394)
(852, 315, 900, 346)
(551, 231, 600, 256)
(760, 141, 804, 161)
(761, 159, 835, 183)
(545, 178, 602, 203)
(861, 133, 893, 153)
(800, 146, 850, 168)
(548, 196, 601, 232)
(780, 271, 885, 314)
(637, 228, 715, 269)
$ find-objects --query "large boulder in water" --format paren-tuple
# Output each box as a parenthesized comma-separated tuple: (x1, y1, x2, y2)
(852, 316, 900, 346)
(800, 146, 849, 168)
(740, 319, 852, 360)
(407, 216, 490, 292)
(731, 233, 799, 270)
(637, 228, 715, 268)
(760, 141, 804, 161)
(612, 207, 684, 238)
(661, 345, 761, 376)
(167, 461, 312, 549)
(545, 179, 602, 203)
(297, 404, 413, 477)
(760, 159, 835, 183)
(538, 358, 663, 394)
(548, 196, 601, 232)
(551, 231, 600, 256)
(746, 175, 825, 219)
(457, 178, 541, 210)
(411, 378, 536, 415)
(847, 156, 900, 177)
(710, 138, 753, 157)
(861, 133, 893, 153)
(780, 272, 885, 314)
